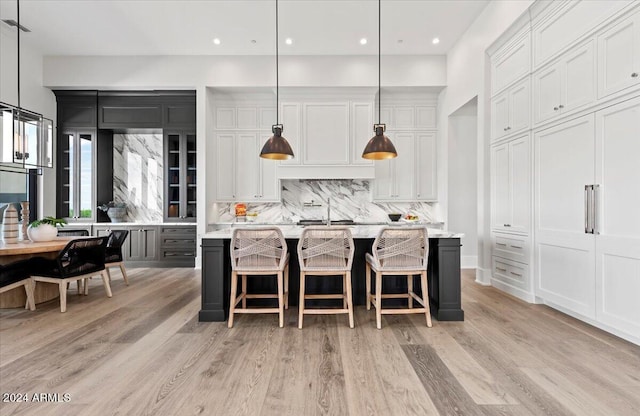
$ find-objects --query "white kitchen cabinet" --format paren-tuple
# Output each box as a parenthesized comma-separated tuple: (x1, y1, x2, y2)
(594, 97, 640, 339)
(302, 103, 350, 165)
(491, 31, 531, 96)
(215, 132, 279, 202)
(597, 10, 640, 99)
(351, 102, 374, 165)
(533, 0, 632, 68)
(278, 103, 301, 166)
(378, 105, 437, 130)
(491, 78, 530, 141)
(535, 115, 596, 319)
(374, 131, 437, 202)
(491, 134, 530, 234)
(533, 40, 596, 124)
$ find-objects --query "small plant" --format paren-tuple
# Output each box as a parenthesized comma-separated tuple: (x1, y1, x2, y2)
(30, 216, 67, 228)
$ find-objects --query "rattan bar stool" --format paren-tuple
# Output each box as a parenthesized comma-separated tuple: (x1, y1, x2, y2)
(228, 227, 289, 328)
(365, 226, 432, 329)
(297, 226, 355, 329)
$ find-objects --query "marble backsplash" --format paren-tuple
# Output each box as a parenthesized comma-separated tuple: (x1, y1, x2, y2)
(113, 134, 163, 222)
(214, 179, 436, 223)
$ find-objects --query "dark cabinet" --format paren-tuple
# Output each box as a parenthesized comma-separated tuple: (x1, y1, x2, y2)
(57, 129, 96, 221)
(127, 227, 158, 261)
(159, 226, 196, 267)
(164, 131, 197, 222)
(98, 95, 162, 129)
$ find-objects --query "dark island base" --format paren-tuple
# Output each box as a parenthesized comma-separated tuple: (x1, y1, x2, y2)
(200, 237, 464, 322)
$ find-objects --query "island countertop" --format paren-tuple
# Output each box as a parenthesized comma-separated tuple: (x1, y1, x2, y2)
(203, 224, 463, 240)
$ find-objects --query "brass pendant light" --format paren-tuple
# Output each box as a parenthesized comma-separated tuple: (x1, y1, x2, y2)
(260, 0, 294, 160)
(362, 0, 397, 160)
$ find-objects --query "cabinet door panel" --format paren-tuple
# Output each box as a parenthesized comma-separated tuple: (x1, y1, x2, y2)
(143, 228, 158, 260)
(279, 103, 301, 165)
(235, 133, 259, 200)
(394, 107, 415, 129)
(535, 115, 596, 318)
(236, 107, 257, 129)
(416, 132, 437, 201)
(215, 108, 236, 129)
(595, 97, 640, 337)
(259, 133, 279, 201)
(373, 159, 393, 200)
(563, 41, 596, 112)
(393, 133, 415, 199)
(416, 106, 436, 129)
(509, 135, 530, 233)
(533, 64, 561, 124)
(216, 134, 236, 200)
(491, 92, 509, 140)
(491, 143, 510, 230)
(597, 13, 639, 98)
(492, 34, 530, 94)
(303, 103, 349, 165)
(351, 102, 374, 165)
(509, 79, 530, 134)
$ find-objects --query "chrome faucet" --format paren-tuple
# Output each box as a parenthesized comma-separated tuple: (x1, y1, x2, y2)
(326, 198, 331, 225)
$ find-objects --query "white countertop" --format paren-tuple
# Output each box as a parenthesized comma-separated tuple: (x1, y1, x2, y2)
(203, 224, 462, 239)
(65, 222, 195, 227)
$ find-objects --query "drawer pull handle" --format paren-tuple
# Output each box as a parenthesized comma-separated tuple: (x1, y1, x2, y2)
(510, 271, 522, 277)
(496, 243, 507, 246)
(632, 72, 638, 78)
(496, 267, 507, 272)
(503, 224, 511, 227)
(510, 245, 523, 249)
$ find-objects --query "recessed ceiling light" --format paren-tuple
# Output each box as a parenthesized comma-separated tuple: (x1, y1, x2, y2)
(360, 38, 368, 45)
(212, 38, 221, 45)
(432, 37, 440, 45)
(285, 38, 293, 45)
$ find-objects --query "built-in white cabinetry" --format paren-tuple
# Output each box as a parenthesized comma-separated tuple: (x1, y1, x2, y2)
(380, 105, 437, 130)
(534, 98, 640, 341)
(491, 31, 531, 96)
(533, 40, 596, 125)
(491, 134, 530, 234)
(216, 132, 279, 202)
(491, 78, 530, 140)
(597, 9, 640, 99)
(302, 103, 350, 165)
(532, 0, 632, 69)
(215, 106, 275, 130)
(374, 131, 437, 201)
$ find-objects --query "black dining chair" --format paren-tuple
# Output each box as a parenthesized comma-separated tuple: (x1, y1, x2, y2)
(0, 260, 36, 311)
(105, 230, 129, 285)
(57, 229, 90, 237)
(30, 236, 111, 312)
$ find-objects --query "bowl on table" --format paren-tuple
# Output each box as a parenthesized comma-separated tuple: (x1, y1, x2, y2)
(388, 213, 402, 222)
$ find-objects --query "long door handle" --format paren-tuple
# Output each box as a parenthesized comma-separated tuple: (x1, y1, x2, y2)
(592, 184, 599, 235)
(584, 185, 590, 234)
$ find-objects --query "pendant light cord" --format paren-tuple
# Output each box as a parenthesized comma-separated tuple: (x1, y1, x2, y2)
(17, 0, 21, 112)
(275, 0, 279, 125)
(378, 0, 381, 125)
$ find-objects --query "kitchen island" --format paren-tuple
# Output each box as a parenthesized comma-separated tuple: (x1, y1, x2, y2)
(199, 224, 464, 323)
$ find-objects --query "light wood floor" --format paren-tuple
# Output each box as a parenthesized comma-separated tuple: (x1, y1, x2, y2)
(1, 268, 639, 416)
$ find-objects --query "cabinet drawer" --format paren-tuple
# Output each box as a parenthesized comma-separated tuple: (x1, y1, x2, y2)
(161, 249, 196, 259)
(492, 257, 528, 289)
(493, 234, 529, 264)
(161, 227, 196, 234)
(161, 237, 196, 247)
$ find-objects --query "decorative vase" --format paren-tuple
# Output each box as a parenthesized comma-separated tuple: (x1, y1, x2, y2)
(107, 206, 127, 222)
(27, 223, 58, 242)
(2, 203, 19, 244)
(20, 201, 29, 241)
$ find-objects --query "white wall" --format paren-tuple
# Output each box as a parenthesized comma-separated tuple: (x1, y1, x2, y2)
(448, 98, 478, 269)
(1, 24, 57, 219)
(439, 0, 533, 283)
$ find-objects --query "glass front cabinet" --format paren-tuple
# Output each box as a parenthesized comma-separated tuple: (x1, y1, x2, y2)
(58, 129, 95, 221)
(164, 131, 196, 222)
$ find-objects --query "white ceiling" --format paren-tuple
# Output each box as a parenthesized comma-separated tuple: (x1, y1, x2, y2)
(0, 0, 489, 56)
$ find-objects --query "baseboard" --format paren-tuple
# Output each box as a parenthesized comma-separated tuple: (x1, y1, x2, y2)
(475, 267, 492, 286)
(461, 255, 477, 269)
(543, 300, 640, 346)
(490, 278, 536, 303)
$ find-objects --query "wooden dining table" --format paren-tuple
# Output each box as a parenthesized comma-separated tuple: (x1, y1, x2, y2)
(0, 237, 75, 308)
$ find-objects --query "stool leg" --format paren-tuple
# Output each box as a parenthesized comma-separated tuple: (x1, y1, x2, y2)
(345, 271, 354, 329)
(120, 263, 129, 286)
(241, 274, 247, 309)
(228, 271, 238, 328)
(342, 274, 347, 309)
(375, 272, 382, 330)
(284, 263, 289, 310)
(421, 271, 432, 328)
(101, 271, 113, 298)
(407, 274, 413, 309)
(298, 271, 305, 329)
(365, 263, 371, 310)
(277, 271, 284, 328)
